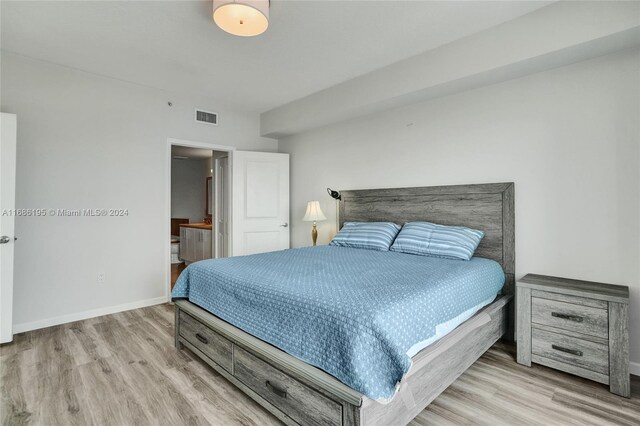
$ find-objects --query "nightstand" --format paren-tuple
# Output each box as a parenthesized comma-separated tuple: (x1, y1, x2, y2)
(516, 274, 630, 397)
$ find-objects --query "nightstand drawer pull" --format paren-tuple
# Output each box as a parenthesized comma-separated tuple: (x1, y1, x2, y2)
(551, 312, 583, 322)
(551, 344, 583, 357)
(265, 380, 287, 398)
(195, 333, 209, 345)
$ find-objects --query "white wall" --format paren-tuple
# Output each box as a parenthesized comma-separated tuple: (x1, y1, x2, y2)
(279, 49, 640, 366)
(1, 52, 276, 331)
(171, 157, 209, 225)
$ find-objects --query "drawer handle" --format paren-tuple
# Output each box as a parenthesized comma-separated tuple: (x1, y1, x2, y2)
(195, 333, 209, 345)
(552, 344, 583, 357)
(265, 380, 287, 399)
(551, 312, 583, 323)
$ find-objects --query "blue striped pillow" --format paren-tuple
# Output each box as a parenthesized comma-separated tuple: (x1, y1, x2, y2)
(330, 222, 401, 251)
(390, 221, 484, 260)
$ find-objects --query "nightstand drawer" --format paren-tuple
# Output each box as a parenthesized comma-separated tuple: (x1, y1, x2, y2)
(531, 296, 608, 339)
(532, 328, 609, 375)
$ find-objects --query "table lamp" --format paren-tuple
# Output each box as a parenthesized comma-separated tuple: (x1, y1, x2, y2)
(302, 201, 326, 246)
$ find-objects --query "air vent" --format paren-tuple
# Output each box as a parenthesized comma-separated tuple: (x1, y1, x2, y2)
(195, 109, 218, 126)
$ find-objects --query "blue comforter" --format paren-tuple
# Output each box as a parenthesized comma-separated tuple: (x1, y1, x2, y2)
(172, 246, 504, 400)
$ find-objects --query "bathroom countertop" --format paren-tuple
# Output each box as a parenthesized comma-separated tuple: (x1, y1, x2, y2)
(179, 223, 212, 230)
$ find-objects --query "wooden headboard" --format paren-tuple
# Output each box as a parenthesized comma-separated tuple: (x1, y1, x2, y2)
(339, 182, 515, 296)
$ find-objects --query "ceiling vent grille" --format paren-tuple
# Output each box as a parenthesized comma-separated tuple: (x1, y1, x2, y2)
(195, 109, 218, 126)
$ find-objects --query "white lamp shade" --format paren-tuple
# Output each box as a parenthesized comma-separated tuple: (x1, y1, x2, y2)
(302, 201, 326, 222)
(213, 0, 269, 37)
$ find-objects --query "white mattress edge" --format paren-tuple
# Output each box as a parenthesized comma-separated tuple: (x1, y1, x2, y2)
(405, 294, 498, 358)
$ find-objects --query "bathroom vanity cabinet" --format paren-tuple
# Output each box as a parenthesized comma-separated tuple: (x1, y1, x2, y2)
(180, 224, 212, 263)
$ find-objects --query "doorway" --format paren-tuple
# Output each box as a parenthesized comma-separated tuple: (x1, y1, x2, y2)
(167, 139, 234, 297)
(166, 140, 290, 301)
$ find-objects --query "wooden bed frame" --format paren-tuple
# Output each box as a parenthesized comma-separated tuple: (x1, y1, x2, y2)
(174, 182, 515, 426)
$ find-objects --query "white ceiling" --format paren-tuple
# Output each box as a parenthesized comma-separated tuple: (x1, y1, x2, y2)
(1, 1, 551, 113)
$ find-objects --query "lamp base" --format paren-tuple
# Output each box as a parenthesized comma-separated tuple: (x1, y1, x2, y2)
(312, 222, 318, 246)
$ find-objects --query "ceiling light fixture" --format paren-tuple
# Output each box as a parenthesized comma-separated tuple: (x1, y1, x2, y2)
(213, 0, 269, 37)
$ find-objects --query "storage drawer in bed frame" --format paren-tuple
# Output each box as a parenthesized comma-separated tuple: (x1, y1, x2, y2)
(174, 296, 511, 426)
(179, 311, 234, 373)
(234, 345, 343, 425)
(175, 301, 361, 426)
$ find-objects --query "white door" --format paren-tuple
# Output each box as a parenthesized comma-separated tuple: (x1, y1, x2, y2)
(232, 151, 289, 256)
(0, 113, 17, 344)
(215, 156, 229, 258)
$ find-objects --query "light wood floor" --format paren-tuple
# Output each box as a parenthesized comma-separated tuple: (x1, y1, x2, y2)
(1, 304, 638, 426)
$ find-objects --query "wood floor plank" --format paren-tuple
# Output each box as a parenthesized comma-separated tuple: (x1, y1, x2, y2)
(163, 363, 281, 426)
(1, 350, 31, 425)
(2, 304, 638, 426)
(76, 356, 152, 426)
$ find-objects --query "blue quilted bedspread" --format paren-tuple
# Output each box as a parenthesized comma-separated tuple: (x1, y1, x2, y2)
(172, 246, 504, 400)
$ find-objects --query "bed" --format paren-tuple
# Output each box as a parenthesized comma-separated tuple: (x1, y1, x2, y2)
(173, 182, 515, 426)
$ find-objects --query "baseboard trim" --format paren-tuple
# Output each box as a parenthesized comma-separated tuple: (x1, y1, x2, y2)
(13, 296, 167, 334)
(631, 361, 640, 376)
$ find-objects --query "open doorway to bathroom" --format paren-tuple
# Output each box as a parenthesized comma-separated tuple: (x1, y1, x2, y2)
(169, 144, 232, 290)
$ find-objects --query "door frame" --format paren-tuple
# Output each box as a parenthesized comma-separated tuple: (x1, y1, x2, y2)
(165, 138, 235, 302)
(213, 155, 230, 259)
